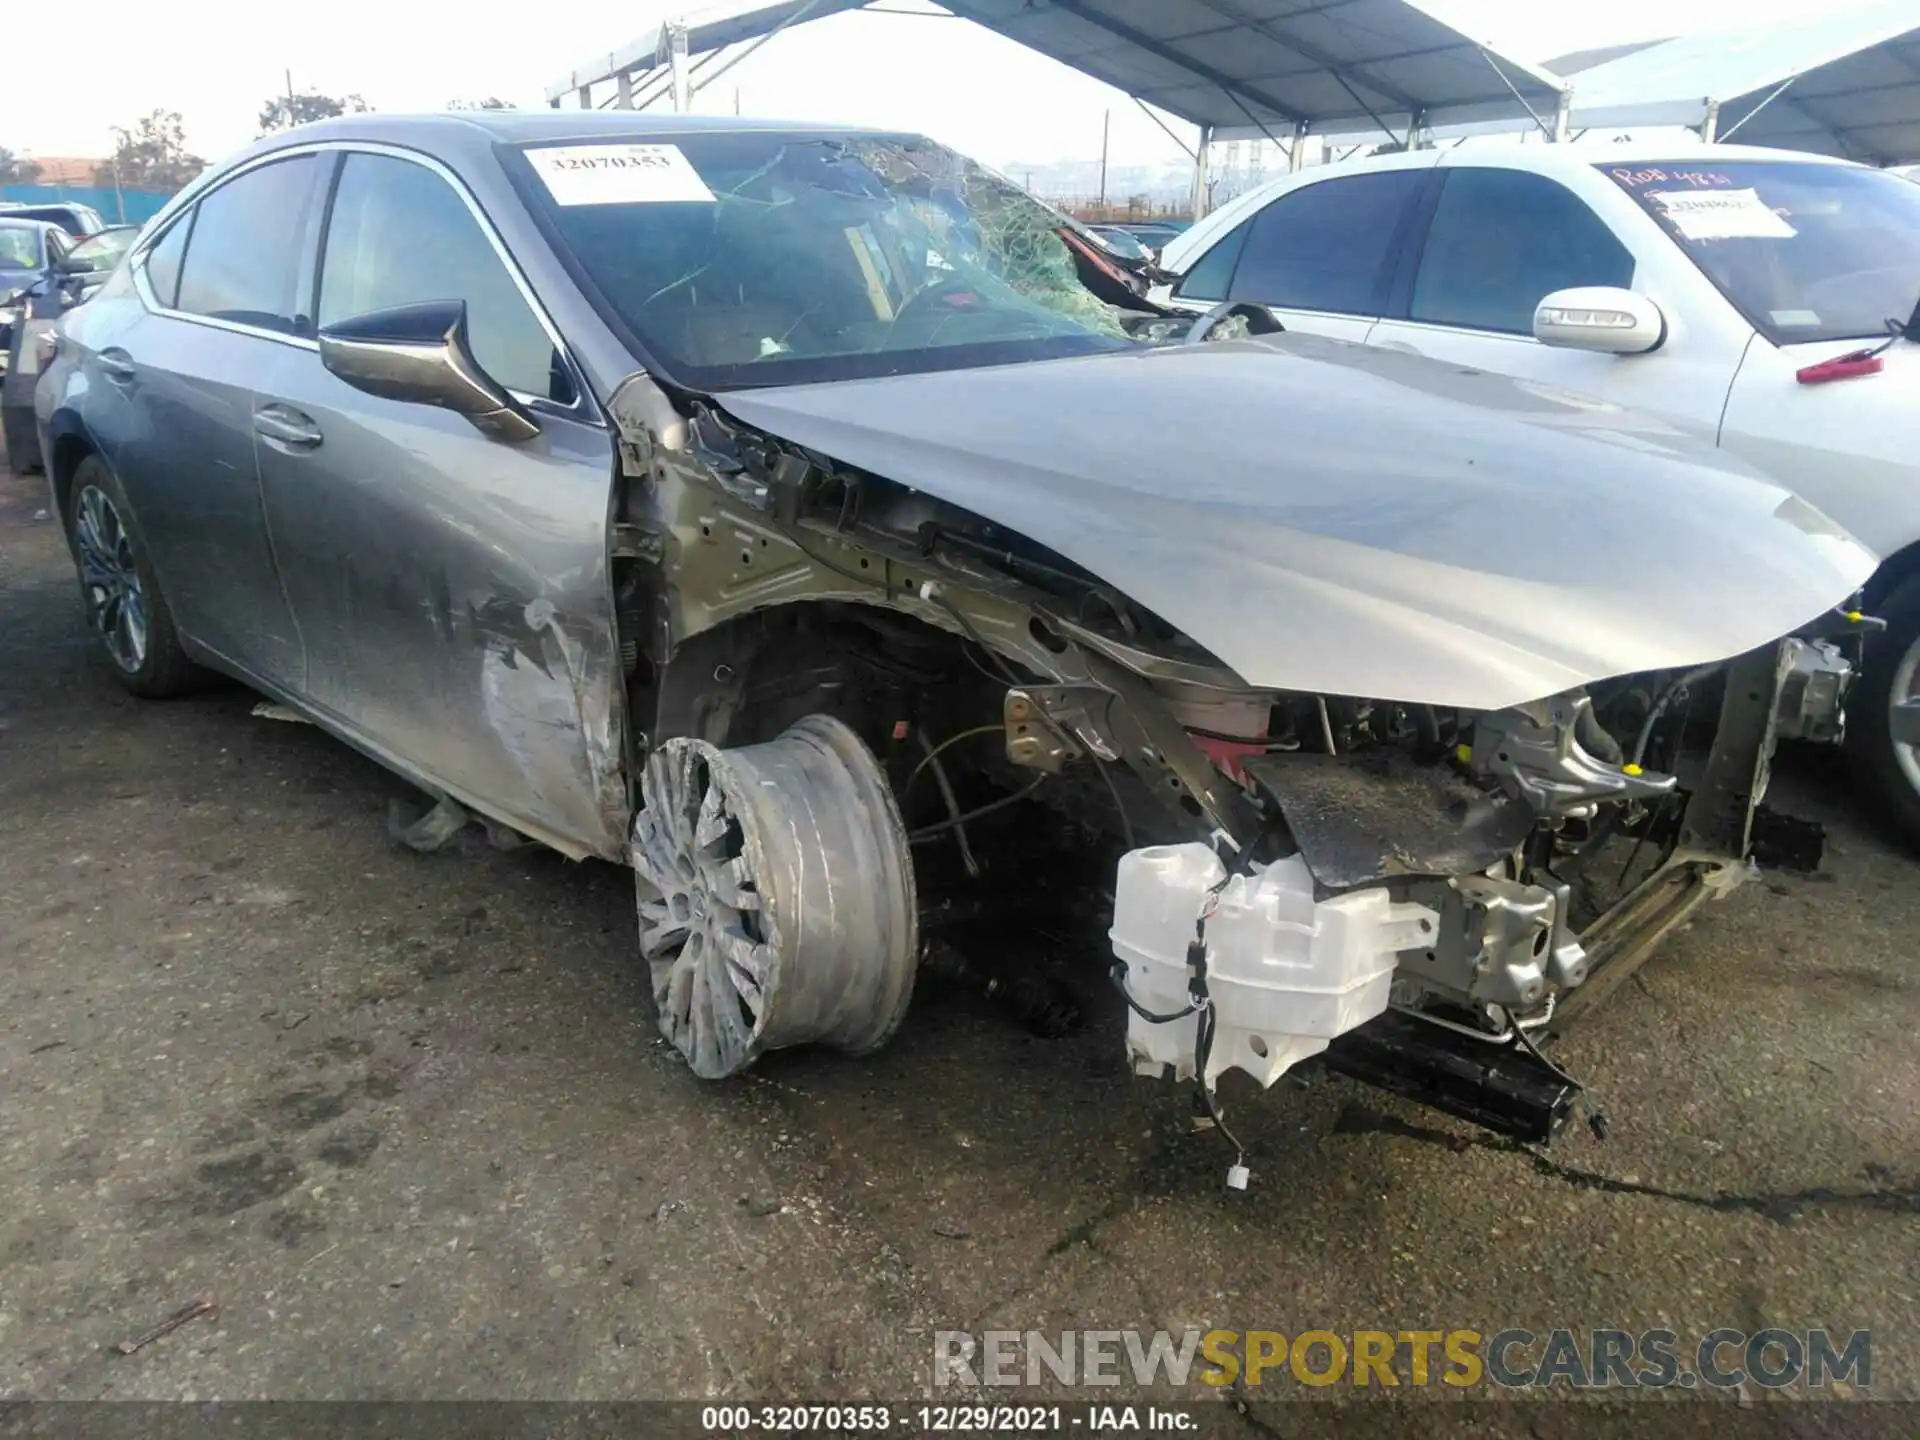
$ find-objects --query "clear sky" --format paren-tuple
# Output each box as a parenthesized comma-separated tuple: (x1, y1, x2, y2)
(0, 0, 1891, 173)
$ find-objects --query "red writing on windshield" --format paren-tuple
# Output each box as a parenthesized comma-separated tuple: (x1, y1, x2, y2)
(1611, 167, 1735, 189)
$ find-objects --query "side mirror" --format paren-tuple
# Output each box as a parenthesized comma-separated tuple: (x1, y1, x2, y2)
(1533, 287, 1666, 355)
(56, 255, 93, 275)
(317, 299, 538, 443)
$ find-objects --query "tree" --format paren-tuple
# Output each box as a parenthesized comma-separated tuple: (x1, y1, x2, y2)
(0, 148, 40, 185)
(258, 91, 369, 135)
(448, 97, 515, 111)
(95, 111, 205, 191)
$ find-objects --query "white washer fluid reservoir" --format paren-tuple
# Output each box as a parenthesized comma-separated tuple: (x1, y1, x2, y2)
(1110, 844, 1437, 1087)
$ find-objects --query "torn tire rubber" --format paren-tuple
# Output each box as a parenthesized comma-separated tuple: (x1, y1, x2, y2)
(633, 715, 917, 1079)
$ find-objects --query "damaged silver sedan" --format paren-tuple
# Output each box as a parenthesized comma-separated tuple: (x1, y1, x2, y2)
(37, 113, 1875, 1152)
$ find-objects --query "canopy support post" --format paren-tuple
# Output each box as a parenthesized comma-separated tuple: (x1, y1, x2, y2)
(1189, 124, 1215, 219)
(667, 21, 692, 111)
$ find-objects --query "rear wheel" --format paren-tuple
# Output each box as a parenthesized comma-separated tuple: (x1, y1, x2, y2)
(62, 454, 203, 697)
(1846, 574, 1920, 849)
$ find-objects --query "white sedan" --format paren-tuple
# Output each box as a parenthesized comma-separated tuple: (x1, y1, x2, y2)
(1157, 142, 1920, 843)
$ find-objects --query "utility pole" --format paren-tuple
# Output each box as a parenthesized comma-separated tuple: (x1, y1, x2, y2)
(1098, 109, 1110, 209)
(286, 68, 295, 107)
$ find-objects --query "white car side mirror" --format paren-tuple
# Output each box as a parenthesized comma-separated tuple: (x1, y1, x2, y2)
(1533, 287, 1666, 355)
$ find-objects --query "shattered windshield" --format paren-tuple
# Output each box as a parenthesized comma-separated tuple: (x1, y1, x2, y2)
(515, 132, 1137, 389)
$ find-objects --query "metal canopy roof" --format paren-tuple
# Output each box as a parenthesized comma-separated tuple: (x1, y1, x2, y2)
(934, 0, 1565, 142)
(1546, 2, 1920, 165)
(545, 0, 1566, 146)
(545, 0, 871, 103)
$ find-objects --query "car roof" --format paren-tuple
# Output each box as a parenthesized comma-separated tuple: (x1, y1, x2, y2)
(1246, 140, 1859, 197)
(0, 216, 61, 234)
(0, 203, 92, 218)
(1512, 140, 1864, 167)
(192, 111, 926, 211)
(248, 110, 890, 153)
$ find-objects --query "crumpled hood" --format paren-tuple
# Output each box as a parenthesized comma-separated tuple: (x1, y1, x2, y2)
(716, 333, 1876, 710)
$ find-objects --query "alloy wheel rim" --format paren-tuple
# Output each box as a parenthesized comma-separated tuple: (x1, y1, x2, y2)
(632, 718, 918, 1079)
(74, 484, 147, 673)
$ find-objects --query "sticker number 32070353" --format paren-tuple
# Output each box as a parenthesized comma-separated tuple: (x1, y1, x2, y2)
(1648, 187, 1796, 241)
(526, 144, 717, 206)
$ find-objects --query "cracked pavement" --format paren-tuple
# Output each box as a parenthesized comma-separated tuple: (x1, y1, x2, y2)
(2, 464, 1917, 1412)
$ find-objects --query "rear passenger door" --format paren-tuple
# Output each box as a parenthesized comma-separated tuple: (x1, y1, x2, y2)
(95, 154, 325, 687)
(1368, 164, 1742, 429)
(1169, 169, 1431, 343)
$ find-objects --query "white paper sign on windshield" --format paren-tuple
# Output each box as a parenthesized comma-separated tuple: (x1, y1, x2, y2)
(527, 144, 716, 205)
(1649, 188, 1796, 241)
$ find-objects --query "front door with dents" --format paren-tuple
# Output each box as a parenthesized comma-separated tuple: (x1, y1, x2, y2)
(249, 147, 626, 859)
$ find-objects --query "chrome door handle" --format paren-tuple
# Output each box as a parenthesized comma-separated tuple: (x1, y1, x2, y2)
(253, 405, 323, 449)
(97, 349, 136, 382)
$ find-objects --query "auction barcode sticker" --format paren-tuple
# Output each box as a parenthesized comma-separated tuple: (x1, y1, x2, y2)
(526, 144, 716, 205)
(1648, 187, 1795, 241)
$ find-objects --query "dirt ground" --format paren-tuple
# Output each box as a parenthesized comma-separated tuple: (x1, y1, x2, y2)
(2, 460, 1917, 1421)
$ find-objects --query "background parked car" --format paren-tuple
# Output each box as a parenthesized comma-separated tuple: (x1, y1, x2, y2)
(1108, 220, 1187, 247)
(0, 201, 108, 237)
(0, 219, 73, 364)
(1087, 223, 1155, 261)
(1156, 143, 1920, 844)
(56, 224, 138, 302)
(2, 225, 122, 472)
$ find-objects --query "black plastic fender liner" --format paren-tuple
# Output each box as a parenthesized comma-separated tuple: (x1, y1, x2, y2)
(1241, 749, 1534, 891)
(633, 715, 918, 1079)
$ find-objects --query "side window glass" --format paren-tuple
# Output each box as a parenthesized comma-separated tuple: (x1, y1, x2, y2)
(318, 153, 570, 403)
(1411, 169, 1635, 334)
(175, 156, 320, 335)
(1228, 171, 1425, 315)
(1173, 219, 1251, 302)
(142, 214, 191, 308)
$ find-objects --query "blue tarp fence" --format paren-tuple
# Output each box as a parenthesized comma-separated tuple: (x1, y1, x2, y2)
(1, 183, 173, 225)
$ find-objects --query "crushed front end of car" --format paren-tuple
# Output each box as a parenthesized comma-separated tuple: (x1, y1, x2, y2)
(547, 131, 1875, 1150)
(1108, 637, 1856, 1151)
(600, 333, 1873, 1152)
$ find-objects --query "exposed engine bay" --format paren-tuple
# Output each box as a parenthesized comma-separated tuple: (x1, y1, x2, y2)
(606, 354, 1869, 1160)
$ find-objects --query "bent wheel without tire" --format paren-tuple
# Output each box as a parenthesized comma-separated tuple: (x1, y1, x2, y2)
(633, 715, 918, 1079)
